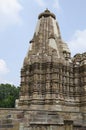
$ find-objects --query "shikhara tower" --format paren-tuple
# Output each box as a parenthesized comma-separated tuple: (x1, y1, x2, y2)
(17, 9, 86, 129)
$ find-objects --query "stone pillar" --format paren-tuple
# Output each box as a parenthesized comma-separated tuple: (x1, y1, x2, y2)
(64, 120, 73, 130)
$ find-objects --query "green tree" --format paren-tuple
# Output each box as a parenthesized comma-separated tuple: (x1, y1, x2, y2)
(0, 84, 20, 108)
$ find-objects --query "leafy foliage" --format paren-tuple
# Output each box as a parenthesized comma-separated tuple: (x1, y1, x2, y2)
(0, 84, 20, 108)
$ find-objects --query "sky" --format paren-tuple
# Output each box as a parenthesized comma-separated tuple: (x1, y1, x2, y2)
(0, 0, 86, 86)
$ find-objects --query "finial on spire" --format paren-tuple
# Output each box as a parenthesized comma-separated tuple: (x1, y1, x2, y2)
(45, 8, 50, 12)
(38, 9, 56, 19)
(46, 8, 48, 10)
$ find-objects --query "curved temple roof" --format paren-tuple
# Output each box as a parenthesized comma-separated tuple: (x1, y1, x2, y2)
(24, 9, 71, 66)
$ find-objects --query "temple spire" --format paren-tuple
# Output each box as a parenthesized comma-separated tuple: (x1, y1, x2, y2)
(25, 9, 71, 64)
(18, 10, 71, 109)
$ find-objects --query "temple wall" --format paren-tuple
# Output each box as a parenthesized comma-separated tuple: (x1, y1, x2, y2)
(0, 109, 86, 130)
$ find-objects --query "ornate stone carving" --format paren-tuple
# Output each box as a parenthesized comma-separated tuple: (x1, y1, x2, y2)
(16, 9, 86, 129)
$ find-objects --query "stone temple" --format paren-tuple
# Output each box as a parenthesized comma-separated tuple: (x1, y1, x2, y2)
(16, 9, 86, 129)
(0, 9, 86, 130)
